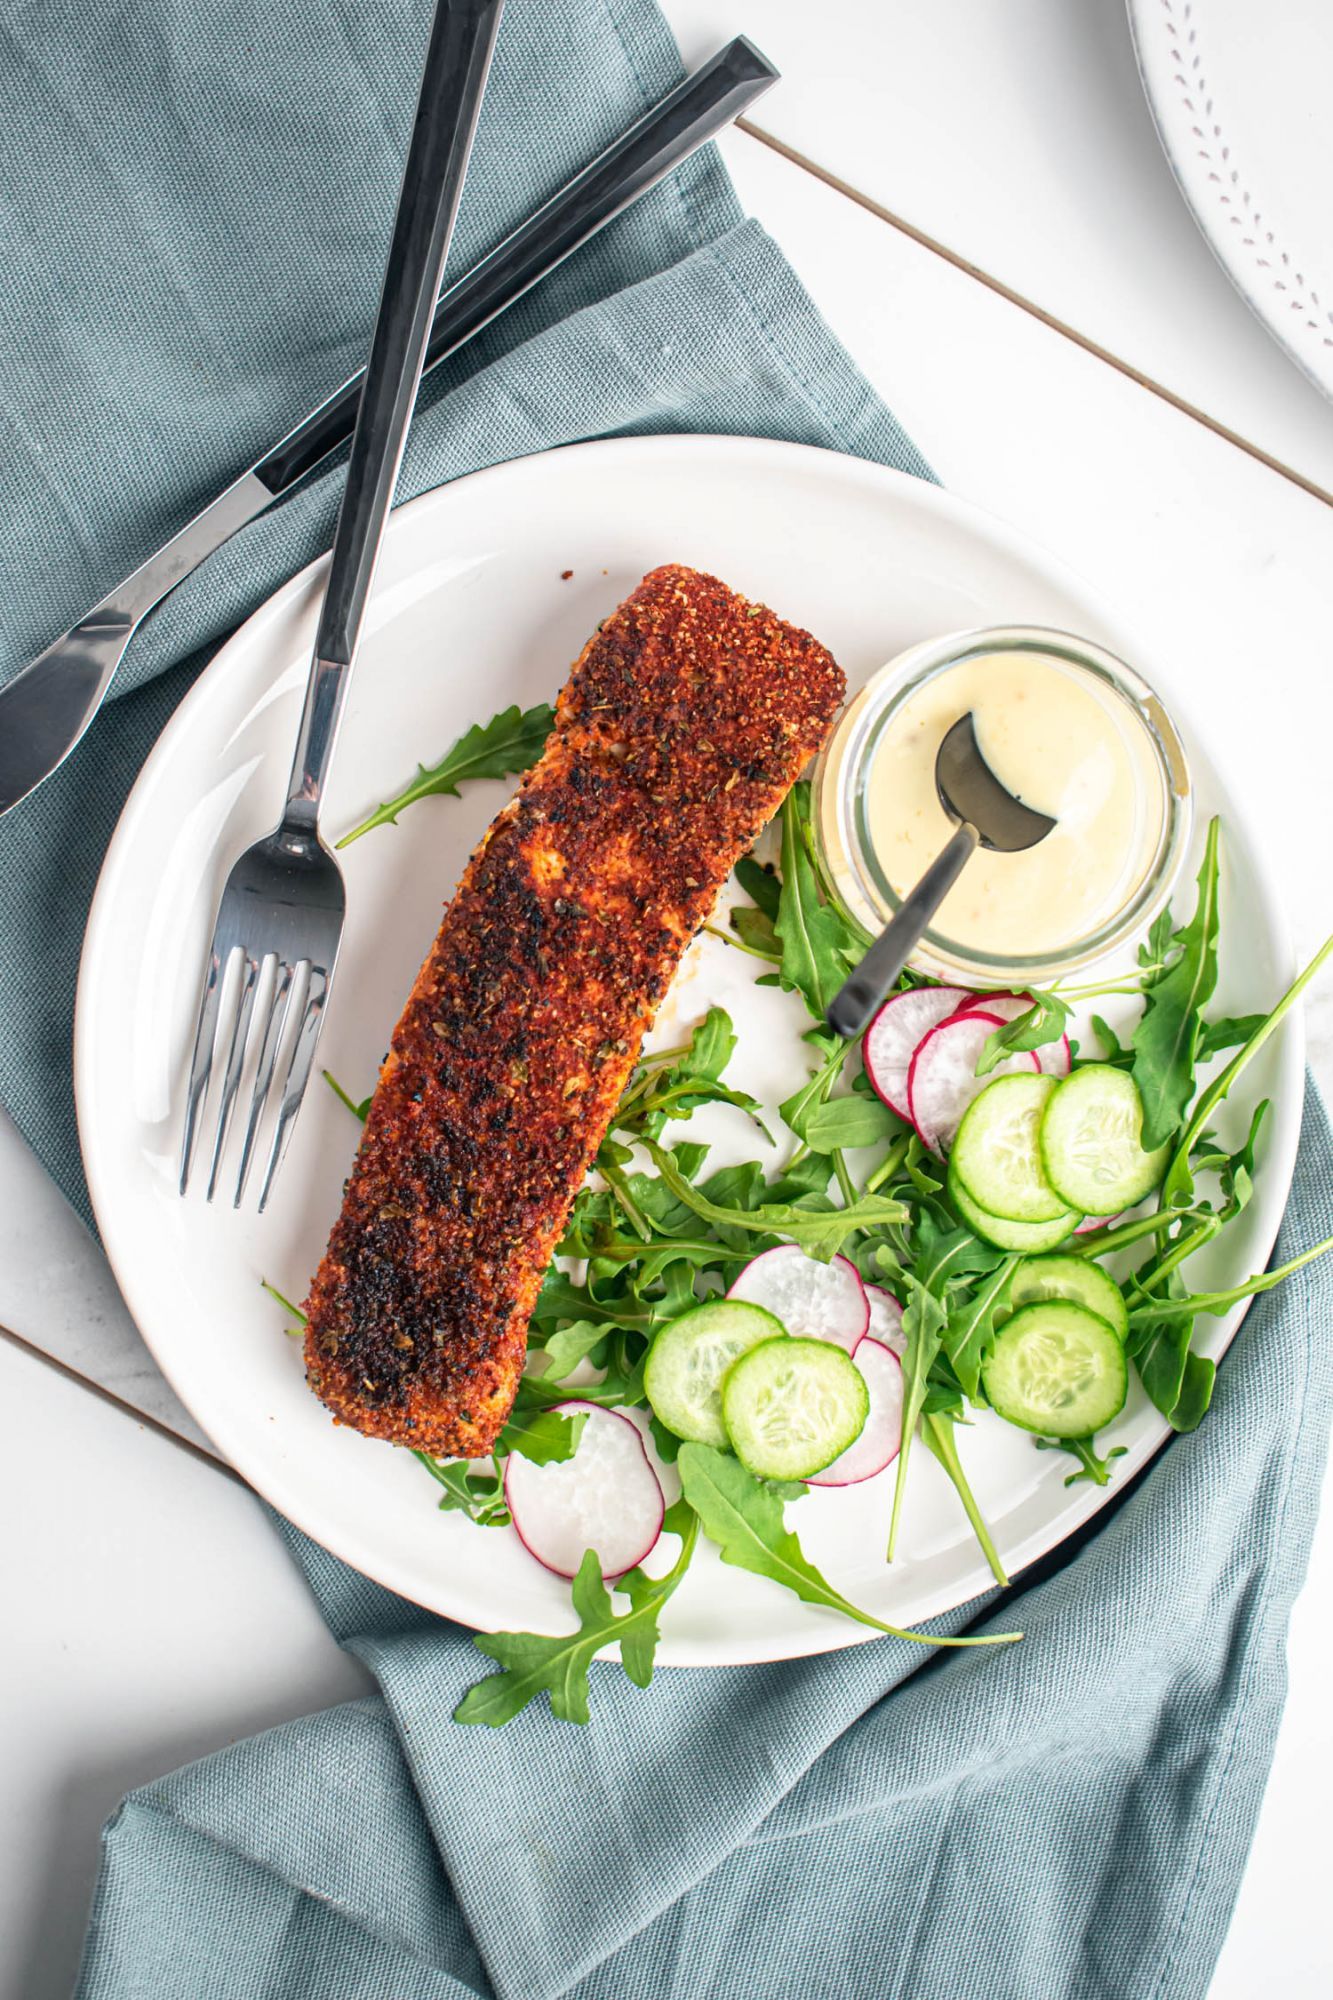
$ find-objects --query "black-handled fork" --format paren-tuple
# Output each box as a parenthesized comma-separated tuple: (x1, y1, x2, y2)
(178, 0, 504, 1210)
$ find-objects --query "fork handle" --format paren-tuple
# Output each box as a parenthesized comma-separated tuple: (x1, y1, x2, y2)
(284, 0, 504, 829)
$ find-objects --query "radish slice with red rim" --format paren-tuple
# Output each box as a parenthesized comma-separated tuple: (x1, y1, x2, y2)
(807, 1339, 903, 1487)
(956, 991, 1071, 1076)
(727, 1244, 868, 1351)
(504, 1401, 664, 1580)
(863, 1283, 904, 1356)
(908, 1009, 1040, 1154)
(862, 984, 974, 1122)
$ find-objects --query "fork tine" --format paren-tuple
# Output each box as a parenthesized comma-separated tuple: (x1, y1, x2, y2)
(205, 953, 259, 1201)
(179, 941, 230, 1195)
(233, 957, 294, 1208)
(257, 963, 329, 1214)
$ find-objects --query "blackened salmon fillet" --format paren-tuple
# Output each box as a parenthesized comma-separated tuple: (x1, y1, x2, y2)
(303, 563, 845, 1457)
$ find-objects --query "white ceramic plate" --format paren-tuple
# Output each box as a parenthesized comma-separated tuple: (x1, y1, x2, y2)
(1130, 0, 1333, 400)
(76, 436, 1300, 1666)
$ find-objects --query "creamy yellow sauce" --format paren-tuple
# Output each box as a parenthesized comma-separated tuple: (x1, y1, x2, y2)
(864, 650, 1164, 957)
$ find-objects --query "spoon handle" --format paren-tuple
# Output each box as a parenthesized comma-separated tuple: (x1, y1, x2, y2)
(826, 823, 980, 1038)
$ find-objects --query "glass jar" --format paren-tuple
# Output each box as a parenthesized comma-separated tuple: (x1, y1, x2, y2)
(814, 625, 1193, 987)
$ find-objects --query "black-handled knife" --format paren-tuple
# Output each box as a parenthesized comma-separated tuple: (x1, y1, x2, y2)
(0, 35, 776, 819)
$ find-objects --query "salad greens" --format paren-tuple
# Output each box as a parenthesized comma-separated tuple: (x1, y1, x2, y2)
(455, 1506, 701, 1727)
(675, 1444, 1016, 1648)
(335, 700, 553, 848)
(295, 700, 1333, 1728)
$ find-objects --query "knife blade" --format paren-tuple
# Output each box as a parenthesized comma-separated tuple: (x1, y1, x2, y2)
(0, 36, 776, 818)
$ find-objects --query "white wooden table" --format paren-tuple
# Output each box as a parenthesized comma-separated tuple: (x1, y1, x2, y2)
(3, 4, 1330, 1992)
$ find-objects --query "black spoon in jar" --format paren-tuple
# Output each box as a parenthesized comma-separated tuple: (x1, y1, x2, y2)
(825, 712, 1057, 1039)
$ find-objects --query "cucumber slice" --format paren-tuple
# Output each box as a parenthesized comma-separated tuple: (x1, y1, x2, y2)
(644, 1300, 784, 1448)
(949, 1169, 1081, 1251)
(983, 1302, 1128, 1438)
(721, 1336, 869, 1481)
(1009, 1254, 1130, 1343)
(952, 1072, 1068, 1222)
(1040, 1064, 1170, 1214)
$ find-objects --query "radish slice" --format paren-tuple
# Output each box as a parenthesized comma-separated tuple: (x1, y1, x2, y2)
(863, 1283, 905, 1356)
(907, 1009, 1040, 1154)
(956, 990, 1071, 1077)
(728, 1244, 868, 1351)
(862, 985, 974, 1121)
(956, 989, 1031, 1018)
(807, 1339, 903, 1486)
(504, 1401, 664, 1580)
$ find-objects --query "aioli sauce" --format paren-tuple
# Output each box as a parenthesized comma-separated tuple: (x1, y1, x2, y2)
(864, 649, 1164, 957)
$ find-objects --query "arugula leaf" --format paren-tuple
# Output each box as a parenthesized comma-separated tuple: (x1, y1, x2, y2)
(261, 1279, 306, 1332)
(1188, 1099, 1268, 1224)
(778, 1041, 850, 1143)
(614, 1008, 768, 1144)
(324, 1071, 371, 1122)
(454, 1503, 699, 1725)
(1130, 818, 1222, 1148)
(774, 784, 861, 1023)
(1126, 1233, 1333, 1324)
(643, 1142, 905, 1259)
(888, 1219, 1002, 1559)
(1141, 906, 1176, 972)
(1169, 1352, 1216, 1434)
(414, 1450, 509, 1527)
(531, 1320, 609, 1381)
(904, 1137, 946, 1200)
(734, 853, 782, 923)
(800, 1092, 900, 1155)
(1130, 1267, 1197, 1427)
(499, 1405, 588, 1465)
(1161, 930, 1333, 1208)
(920, 1412, 1008, 1584)
(1197, 1014, 1268, 1061)
(941, 1257, 1017, 1401)
(530, 1269, 647, 1332)
(676, 1445, 1019, 1647)
(888, 1276, 948, 1559)
(648, 1414, 682, 1463)
(729, 906, 781, 958)
(1089, 1014, 1134, 1069)
(337, 701, 554, 848)
(1033, 1436, 1127, 1487)
(976, 991, 1071, 1076)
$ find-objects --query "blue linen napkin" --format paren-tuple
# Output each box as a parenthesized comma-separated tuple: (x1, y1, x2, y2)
(0, 3, 1326, 1996)
(74, 1084, 1333, 2000)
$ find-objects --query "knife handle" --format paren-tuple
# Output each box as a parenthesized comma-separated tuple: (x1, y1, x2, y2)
(312, 0, 503, 671)
(254, 36, 777, 498)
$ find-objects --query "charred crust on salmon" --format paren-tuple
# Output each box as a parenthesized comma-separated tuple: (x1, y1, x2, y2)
(303, 564, 845, 1457)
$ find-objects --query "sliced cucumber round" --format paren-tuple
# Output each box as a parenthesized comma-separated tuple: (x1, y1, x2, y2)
(983, 1302, 1127, 1439)
(721, 1336, 869, 1481)
(644, 1300, 785, 1448)
(952, 1072, 1068, 1223)
(1009, 1253, 1130, 1343)
(949, 1166, 1081, 1252)
(1040, 1064, 1170, 1215)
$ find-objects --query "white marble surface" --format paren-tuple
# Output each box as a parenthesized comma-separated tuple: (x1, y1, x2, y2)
(668, 0, 1333, 494)
(0, 1337, 371, 2000)
(3, 3, 1332, 1992)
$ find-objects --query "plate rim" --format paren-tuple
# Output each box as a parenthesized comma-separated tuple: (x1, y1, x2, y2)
(74, 431, 1303, 1665)
(1128, 0, 1333, 403)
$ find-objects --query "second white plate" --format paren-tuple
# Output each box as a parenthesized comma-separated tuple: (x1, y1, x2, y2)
(1130, 0, 1333, 400)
